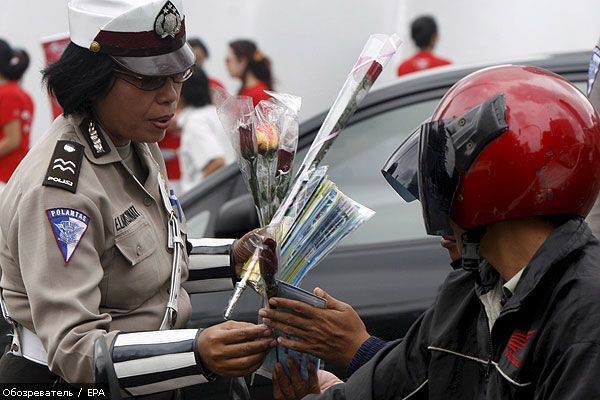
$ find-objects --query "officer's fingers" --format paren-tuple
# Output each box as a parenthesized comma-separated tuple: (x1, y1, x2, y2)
(225, 352, 269, 375)
(218, 320, 260, 330)
(219, 324, 272, 344)
(269, 297, 316, 316)
(220, 338, 275, 358)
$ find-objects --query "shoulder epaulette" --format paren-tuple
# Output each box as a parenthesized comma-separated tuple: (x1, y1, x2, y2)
(42, 140, 85, 193)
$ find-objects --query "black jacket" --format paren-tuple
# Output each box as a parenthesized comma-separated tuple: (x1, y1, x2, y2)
(307, 218, 600, 399)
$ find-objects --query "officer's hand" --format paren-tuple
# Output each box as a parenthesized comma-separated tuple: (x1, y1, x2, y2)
(259, 287, 370, 367)
(232, 228, 268, 277)
(197, 320, 275, 377)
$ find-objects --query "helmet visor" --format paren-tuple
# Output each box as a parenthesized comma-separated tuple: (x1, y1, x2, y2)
(381, 125, 422, 202)
(418, 120, 459, 236)
(381, 121, 457, 236)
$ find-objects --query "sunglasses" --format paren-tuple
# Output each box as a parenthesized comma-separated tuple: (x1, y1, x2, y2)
(113, 67, 193, 91)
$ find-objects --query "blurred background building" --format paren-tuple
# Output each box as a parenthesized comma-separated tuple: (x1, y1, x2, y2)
(2, 0, 600, 145)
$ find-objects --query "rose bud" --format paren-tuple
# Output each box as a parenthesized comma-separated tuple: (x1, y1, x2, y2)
(366, 61, 383, 82)
(259, 237, 278, 299)
(239, 124, 256, 159)
(256, 123, 279, 156)
(276, 149, 295, 173)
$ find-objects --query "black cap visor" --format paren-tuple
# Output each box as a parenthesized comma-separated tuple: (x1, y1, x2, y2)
(112, 42, 195, 76)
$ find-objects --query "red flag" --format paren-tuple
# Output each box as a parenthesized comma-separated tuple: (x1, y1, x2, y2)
(41, 33, 70, 119)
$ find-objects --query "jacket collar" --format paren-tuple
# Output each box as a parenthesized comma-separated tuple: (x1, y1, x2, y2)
(69, 114, 122, 165)
(500, 217, 591, 312)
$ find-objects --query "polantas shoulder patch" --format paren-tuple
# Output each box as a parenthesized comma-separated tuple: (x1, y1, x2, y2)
(46, 208, 90, 264)
(43, 140, 84, 193)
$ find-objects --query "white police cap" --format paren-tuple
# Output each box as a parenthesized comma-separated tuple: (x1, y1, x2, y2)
(68, 0, 195, 76)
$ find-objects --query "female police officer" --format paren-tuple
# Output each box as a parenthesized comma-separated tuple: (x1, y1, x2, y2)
(0, 0, 274, 397)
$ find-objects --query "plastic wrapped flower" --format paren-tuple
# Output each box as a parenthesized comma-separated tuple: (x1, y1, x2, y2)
(239, 123, 257, 160)
(256, 123, 279, 156)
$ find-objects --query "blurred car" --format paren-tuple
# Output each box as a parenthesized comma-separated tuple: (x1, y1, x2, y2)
(178, 51, 590, 399)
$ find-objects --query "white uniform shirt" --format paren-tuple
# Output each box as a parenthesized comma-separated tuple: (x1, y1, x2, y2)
(178, 105, 235, 193)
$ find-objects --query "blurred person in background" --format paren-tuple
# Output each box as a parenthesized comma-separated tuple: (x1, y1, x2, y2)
(188, 37, 225, 90)
(226, 39, 273, 106)
(158, 38, 227, 189)
(177, 66, 235, 193)
(0, 39, 33, 192)
(397, 15, 451, 77)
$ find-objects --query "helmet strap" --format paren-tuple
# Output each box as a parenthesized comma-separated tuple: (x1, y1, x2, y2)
(460, 227, 486, 272)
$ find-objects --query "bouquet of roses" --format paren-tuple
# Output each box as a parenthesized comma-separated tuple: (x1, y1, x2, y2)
(216, 91, 301, 227)
(222, 33, 402, 320)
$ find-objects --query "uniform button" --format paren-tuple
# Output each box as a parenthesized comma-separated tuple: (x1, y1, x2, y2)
(136, 245, 142, 256)
(143, 197, 152, 207)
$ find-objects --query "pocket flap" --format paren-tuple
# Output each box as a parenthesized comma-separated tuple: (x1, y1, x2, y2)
(115, 220, 157, 266)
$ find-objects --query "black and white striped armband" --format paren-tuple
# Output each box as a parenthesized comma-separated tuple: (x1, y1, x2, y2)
(94, 329, 214, 398)
(184, 238, 236, 293)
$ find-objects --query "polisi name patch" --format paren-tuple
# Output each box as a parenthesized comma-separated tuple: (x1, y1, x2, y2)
(114, 205, 141, 232)
(43, 140, 84, 193)
(46, 208, 90, 264)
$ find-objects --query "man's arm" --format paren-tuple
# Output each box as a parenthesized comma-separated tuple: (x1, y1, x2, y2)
(0, 119, 21, 157)
(305, 308, 434, 400)
(534, 342, 600, 399)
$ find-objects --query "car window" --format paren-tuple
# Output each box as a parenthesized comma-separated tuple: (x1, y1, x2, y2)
(311, 99, 441, 246)
(186, 209, 211, 237)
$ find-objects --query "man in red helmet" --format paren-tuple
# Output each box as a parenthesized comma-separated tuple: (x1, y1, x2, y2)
(266, 64, 600, 399)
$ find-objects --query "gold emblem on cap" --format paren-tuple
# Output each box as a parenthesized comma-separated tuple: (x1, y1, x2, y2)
(90, 41, 101, 53)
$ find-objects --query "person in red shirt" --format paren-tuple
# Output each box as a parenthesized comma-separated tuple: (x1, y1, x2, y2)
(226, 39, 273, 106)
(397, 15, 451, 77)
(0, 39, 33, 189)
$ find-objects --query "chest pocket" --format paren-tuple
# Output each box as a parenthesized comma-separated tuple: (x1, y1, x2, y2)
(115, 219, 157, 265)
(101, 218, 165, 309)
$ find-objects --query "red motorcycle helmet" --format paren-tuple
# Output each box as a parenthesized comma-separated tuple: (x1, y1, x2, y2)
(383, 65, 600, 236)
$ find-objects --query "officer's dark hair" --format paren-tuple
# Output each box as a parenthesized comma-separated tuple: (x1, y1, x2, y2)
(180, 67, 211, 108)
(0, 39, 30, 81)
(229, 39, 273, 92)
(411, 15, 438, 50)
(43, 42, 116, 116)
(188, 38, 209, 59)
